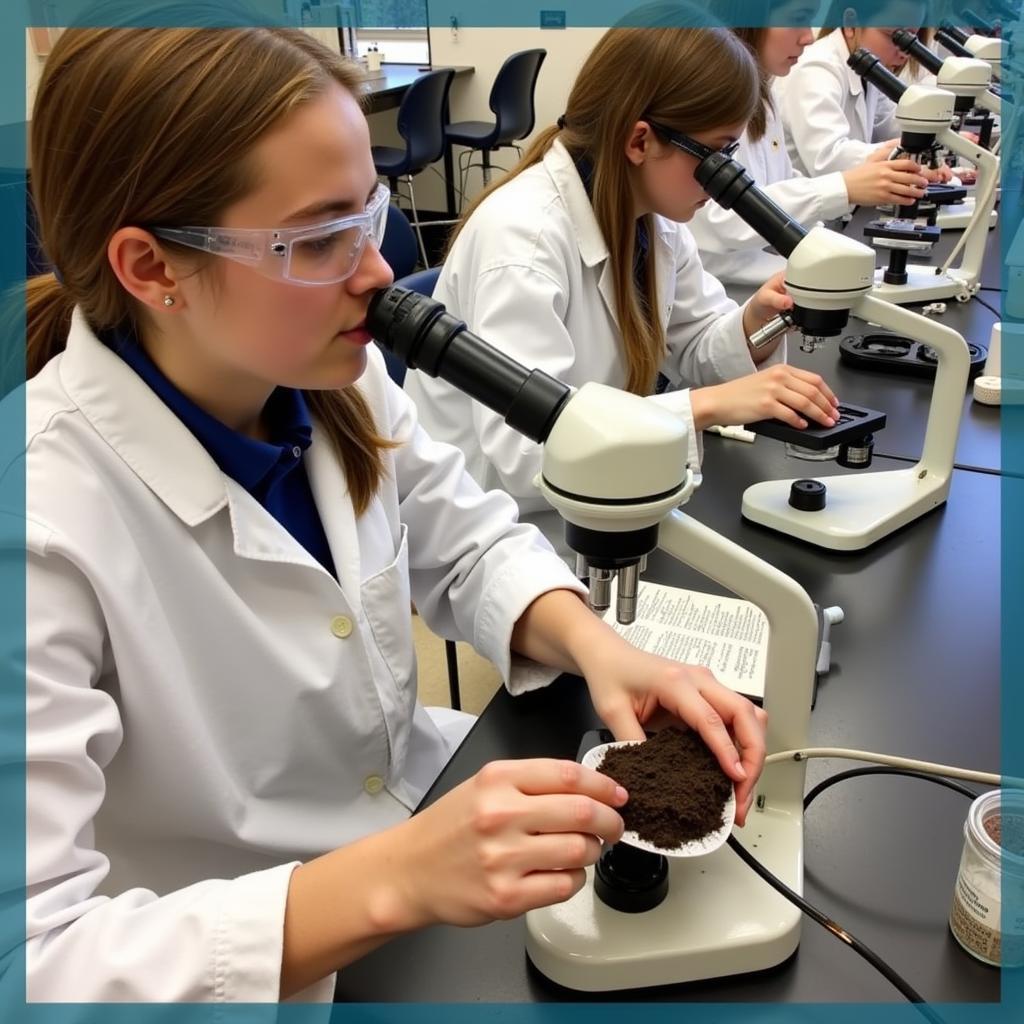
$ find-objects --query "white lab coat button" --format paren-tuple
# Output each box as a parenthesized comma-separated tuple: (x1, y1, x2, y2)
(364, 775, 385, 795)
(330, 615, 353, 639)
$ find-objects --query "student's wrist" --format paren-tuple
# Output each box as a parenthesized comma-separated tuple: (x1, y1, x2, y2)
(689, 385, 720, 431)
(363, 825, 434, 934)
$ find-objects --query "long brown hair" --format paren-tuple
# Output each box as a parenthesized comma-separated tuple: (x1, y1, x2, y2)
(448, 15, 758, 395)
(28, 23, 393, 514)
(731, 28, 774, 141)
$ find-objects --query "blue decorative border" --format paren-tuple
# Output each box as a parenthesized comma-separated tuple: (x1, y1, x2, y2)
(3, 1, 1020, 1022)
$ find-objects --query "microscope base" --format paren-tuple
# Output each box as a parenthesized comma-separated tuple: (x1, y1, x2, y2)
(871, 267, 973, 305)
(936, 200, 998, 231)
(742, 467, 951, 551)
(525, 805, 802, 991)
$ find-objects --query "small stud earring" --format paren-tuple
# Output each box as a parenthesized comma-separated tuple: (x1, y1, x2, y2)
(163, 295, 176, 308)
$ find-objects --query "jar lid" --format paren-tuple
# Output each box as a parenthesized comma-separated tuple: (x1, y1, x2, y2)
(968, 790, 1024, 873)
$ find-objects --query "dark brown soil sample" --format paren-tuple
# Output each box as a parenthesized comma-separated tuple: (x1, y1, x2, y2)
(984, 813, 1024, 856)
(597, 728, 733, 848)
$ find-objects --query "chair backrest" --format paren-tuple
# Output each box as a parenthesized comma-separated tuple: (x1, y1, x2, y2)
(489, 49, 547, 146)
(396, 267, 441, 297)
(380, 204, 418, 280)
(396, 68, 456, 170)
(376, 267, 442, 386)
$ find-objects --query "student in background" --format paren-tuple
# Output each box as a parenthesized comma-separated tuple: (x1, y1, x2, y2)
(690, 7, 933, 286)
(775, 1, 942, 176)
(17, 15, 767, 1003)
(405, 10, 839, 554)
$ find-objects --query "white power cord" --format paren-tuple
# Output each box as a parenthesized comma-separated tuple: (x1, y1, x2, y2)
(765, 747, 1008, 786)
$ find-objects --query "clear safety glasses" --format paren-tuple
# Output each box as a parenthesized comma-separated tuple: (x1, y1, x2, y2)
(151, 182, 391, 287)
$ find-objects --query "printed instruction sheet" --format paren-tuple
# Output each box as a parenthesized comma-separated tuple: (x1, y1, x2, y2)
(603, 580, 768, 700)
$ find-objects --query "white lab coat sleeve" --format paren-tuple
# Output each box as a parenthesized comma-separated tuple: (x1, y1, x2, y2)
(872, 91, 900, 142)
(381, 373, 586, 692)
(451, 263, 577, 504)
(23, 524, 331, 1003)
(781, 62, 878, 173)
(689, 174, 849, 254)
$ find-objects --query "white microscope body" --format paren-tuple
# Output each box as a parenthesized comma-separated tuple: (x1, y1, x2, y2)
(867, 83, 1000, 305)
(367, 284, 820, 991)
(960, 34, 1004, 80)
(933, 58, 1001, 229)
(742, 225, 971, 550)
(525, 384, 819, 991)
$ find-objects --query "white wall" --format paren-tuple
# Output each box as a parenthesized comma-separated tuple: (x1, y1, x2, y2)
(385, 26, 604, 211)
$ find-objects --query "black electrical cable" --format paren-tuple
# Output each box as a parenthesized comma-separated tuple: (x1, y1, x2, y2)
(726, 834, 945, 1023)
(803, 766, 979, 811)
(973, 293, 1002, 317)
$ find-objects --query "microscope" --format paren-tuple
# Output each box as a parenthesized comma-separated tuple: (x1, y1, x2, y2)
(367, 286, 820, 991)
(891, 29, 1001, 229)
(689, 147, 972, 551)
(847, 48, 1000, 305)
(937, 22, 1005, 82)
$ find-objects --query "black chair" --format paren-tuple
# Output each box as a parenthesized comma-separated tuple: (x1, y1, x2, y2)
(372, 68, 456, 269)
(444, 49, 546, 208)
(380, 204, 419, 281)
(377, 265, 461, 711)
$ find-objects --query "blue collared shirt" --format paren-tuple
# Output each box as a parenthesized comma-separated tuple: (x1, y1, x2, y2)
(103, 328, 337, 579)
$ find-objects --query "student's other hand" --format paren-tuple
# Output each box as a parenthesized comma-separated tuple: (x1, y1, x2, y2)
(742, 270, 793, 344)
(922, 163, 954, 183)
(867, 138, 902, 162)
(390, 758, 626, 928)
(843, 158, 930, 205)
(692, 364, 839, 430)
(576, 639, 768, 825)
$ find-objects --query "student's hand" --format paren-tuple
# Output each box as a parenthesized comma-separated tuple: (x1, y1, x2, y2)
(741, 271, 794, 347)
(867, 138, 902, 162)
(842, 158, 930, 206)
(959, 130, 981, 145)
(574, 638, 768, 825)
(389, 759, 627, 928)
(692, 364, 839, 430)
(923, 164, 954, 183)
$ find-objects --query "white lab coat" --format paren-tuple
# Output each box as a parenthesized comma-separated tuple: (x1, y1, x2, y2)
(404, 139, 777, 550)
(775, 29, 903, 175)
(688, 101, 851, 285)
(13, 310, 585, 1002)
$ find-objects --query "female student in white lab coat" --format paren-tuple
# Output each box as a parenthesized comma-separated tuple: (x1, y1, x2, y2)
(405, 17, 841, 549)
(17, 21, 768, 1003)
(689, 13, 933, 286)
(775, 2, 939, 176)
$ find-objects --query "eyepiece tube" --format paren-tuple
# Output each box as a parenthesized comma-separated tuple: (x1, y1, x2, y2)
(940, 22, 972, 44)
(848, 48, 907, 103)
(935, 29, 974, 58)
(694, 152, 806, 258)
(367, 286, 571, 444)
(960, 11, 997, 35)
(891, 29, 943, 75)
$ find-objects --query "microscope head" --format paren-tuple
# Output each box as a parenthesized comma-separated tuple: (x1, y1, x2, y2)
(848, 49, 957, 151)
(695, 153, 874, 353)
(963, 35, 1005, 79)
(936, 57, 997, 106)
(537, 383, 695, 622)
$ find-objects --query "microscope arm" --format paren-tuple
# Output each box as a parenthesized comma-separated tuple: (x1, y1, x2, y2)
(976, 90, 1001, 115)
(934, 126, 1000, 280)
(851, 295, 970, 477)
(657, 511, 818, 809)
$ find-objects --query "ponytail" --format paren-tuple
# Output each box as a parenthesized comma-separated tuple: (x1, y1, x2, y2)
(26, 273, 75, 379)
